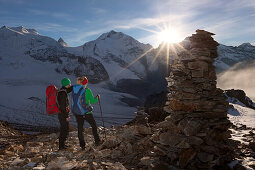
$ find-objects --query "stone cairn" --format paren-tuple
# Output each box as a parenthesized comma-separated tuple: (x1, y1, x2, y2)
(159, 30, 234, 169)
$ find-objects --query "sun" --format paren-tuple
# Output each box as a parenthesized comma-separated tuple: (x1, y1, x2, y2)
(158, 28, 182, 44)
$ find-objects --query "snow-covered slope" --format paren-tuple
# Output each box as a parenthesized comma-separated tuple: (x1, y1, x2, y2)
(0, 26, 137, 128)
(226, 90, 255, 128)
(215, 43, 255, 73)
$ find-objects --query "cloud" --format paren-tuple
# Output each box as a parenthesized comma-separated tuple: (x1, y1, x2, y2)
(33, 23, 79, 33)
(67, 14, 189, 46)
(91, 7, 106, 14)
(66, 28, 110, 44)
(217, 61, 255, 101)
(28, 9, 73, 21)
(15, 0, 254, 47)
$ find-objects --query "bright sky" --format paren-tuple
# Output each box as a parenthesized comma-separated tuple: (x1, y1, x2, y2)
(0, 0, 255, 47)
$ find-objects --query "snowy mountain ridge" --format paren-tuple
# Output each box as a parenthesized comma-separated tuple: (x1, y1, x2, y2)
(216, 43, 255, 73)
(0, 25, 255, 129)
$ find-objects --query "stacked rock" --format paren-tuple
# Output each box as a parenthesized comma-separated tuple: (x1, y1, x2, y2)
(161, 30, 233, 169)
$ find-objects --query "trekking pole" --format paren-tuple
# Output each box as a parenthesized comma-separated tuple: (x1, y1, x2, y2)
(98, 97, 107, 140)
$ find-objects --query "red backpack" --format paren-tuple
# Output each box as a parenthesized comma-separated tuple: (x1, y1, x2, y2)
(46, 85, 60, 115)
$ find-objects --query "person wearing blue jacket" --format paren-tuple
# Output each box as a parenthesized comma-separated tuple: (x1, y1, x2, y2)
(72, 76, 100, 150)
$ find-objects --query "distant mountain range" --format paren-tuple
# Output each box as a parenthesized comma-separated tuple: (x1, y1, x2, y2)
(0, 25, 254, 128)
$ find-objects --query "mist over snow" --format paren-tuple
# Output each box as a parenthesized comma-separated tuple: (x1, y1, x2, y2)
(217, 61, 255, 101)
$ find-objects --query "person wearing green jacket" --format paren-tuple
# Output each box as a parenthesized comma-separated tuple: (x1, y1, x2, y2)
(74, 76, 100, 149)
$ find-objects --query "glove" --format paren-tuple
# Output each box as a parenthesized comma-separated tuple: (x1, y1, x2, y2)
(66, 107, 70, 113)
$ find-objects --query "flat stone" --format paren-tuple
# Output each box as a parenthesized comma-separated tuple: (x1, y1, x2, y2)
(156, 120, 179, 133)
(100, 138, 120, 149)
(11, 157, 25, 166)
(179, 148, 196, 168)
(176, 139, 190, 148)
(187, 136, 204, 146)
(135, 125, 152, 135)
(188, 61, 208, 72)
(169, 99, 199, 111)
(178, 119, 202, 136)
(140, 156, 154, 166)
(191, 70, 204, 78)
(197, 152, 214, 162)
(159, 132, 184, 146)
(249, 142, 255, 151)
(47, 157, 77, 170)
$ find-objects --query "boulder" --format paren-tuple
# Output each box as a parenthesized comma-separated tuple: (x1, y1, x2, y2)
(140, 156, 154, 166)
(135, 125, 152, 135)
(178, 119, 202, 136)
(197, 152, 214, 163)
(11, 157, 25, 166)
(100, 138, 120, 149)
(159, 132, 185, 146)
(179, 148, 196, 168)
(47, 157, 77, 170)
(248, 141, 255, 151)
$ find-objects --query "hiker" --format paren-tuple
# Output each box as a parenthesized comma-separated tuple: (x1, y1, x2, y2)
(57, 78, 73, 150)
(72, 76, 100, 149)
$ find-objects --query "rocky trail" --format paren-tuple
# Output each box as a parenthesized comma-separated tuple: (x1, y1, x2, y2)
(0, 116, 255, 170)
(0, 121, 158, 170)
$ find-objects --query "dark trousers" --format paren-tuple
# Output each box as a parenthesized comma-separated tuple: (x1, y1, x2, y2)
(75, 114, 100, 148)
(58, 113, 69, 149)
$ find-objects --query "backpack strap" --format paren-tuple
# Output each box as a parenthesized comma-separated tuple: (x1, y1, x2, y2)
(56, 89, 67, 108)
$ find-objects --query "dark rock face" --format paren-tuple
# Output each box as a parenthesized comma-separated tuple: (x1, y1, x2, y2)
(114, 79, 151, 99)
(225, 89, 255, 110)
(144, 91, 167, 108)
(26, 43, 109, 83)
(25, 46, 66, 64)
(58, 37, 68, 47)
(143, 91, 168, 123)
(119, 97, 142, 107)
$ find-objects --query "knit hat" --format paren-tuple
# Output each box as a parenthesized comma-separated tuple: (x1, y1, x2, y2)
(61, 78, 71, 87)
(81, 77, 88, 85)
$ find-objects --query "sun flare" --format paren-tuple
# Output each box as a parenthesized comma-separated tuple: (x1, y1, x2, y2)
(158, 28, 182, 43)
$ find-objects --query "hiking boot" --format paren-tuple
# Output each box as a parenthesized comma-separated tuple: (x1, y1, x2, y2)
(59, 146, 67, 151)
(59, 144, 69, 150)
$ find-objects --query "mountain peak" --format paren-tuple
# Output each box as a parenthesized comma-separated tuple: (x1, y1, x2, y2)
(0, 25, 39, 35)
(1, 25, 8, 29)
(238, 43, 254, 50)
(58, 37, 69, 47)
(97, 30, 125, 40)
(239, 42, 253, 47)
(10, 26, 29, 33)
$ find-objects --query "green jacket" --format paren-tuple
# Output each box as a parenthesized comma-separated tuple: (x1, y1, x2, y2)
(84, 87, 98, 114)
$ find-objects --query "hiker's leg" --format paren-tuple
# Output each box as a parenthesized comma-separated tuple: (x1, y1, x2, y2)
(64, 120, 69, 141)
(75, 115, 85, 148)
(84, 114, 100, 143)
(58, 114, 67, 149)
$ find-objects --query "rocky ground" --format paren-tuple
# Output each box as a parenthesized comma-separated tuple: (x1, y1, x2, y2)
(0, 121, 156, 170)
(229, 123, 255, 169)
(0, 117, 255, 170)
